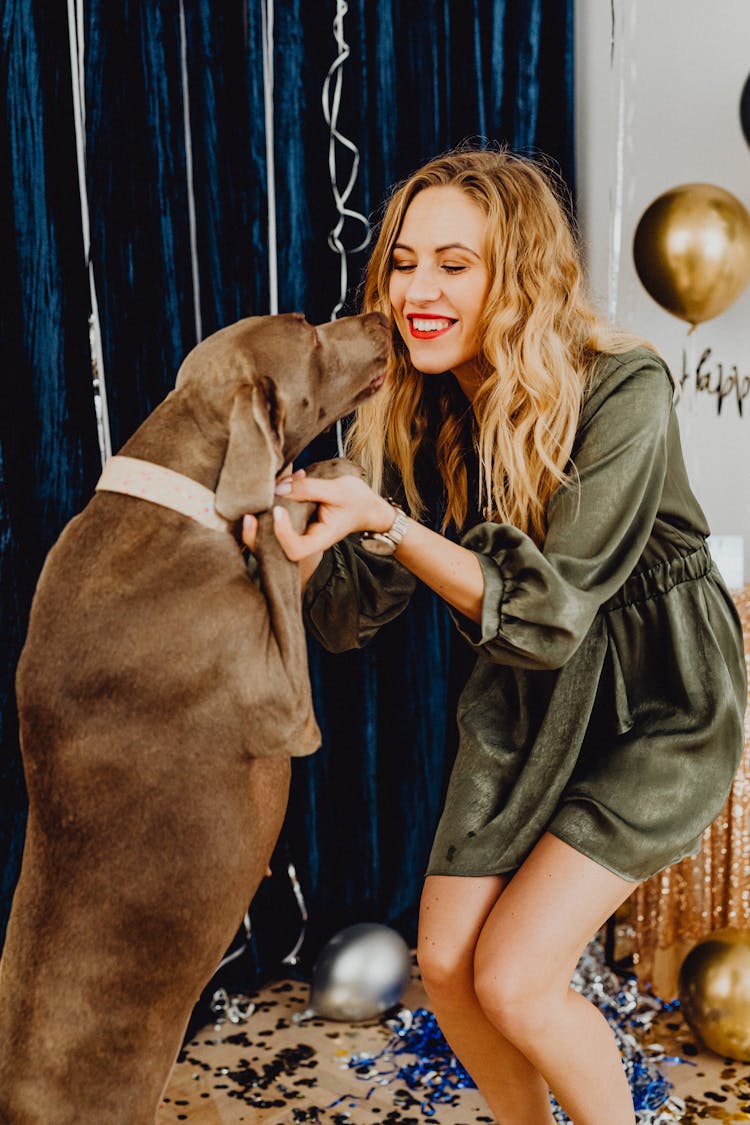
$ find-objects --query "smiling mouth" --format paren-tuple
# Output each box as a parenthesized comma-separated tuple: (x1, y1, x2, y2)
(407, 315, 457, 340)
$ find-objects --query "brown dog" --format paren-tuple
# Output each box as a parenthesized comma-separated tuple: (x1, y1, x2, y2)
(0, 311, 389, 1124)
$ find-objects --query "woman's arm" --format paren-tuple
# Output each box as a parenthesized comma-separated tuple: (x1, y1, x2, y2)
(377, 515, 484, 623)
(265, 350, 677, 671)
(269, 472, 485, 624)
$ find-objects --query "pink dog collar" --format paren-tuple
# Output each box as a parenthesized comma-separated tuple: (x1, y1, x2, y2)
(95, 455, 231, 533)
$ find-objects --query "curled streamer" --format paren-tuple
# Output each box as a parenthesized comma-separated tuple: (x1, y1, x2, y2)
(321, 0, 371, 456)
(214, 862, 308, 976)
(281, 862, 309, 966)
(322, 0, 371, 323)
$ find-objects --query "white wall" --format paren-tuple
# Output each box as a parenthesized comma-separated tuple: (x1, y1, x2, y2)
(575, 0, 750, 584)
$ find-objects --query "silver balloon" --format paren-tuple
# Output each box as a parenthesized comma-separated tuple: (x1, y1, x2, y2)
(296, 923, 411, 1022)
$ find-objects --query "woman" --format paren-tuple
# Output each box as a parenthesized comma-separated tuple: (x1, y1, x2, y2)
(244, 148, 746, 1124)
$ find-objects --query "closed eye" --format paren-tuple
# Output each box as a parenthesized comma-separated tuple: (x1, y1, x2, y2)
(391, 262, 469, 274)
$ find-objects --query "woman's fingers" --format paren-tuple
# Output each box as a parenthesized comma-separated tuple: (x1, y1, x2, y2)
(269, 470, 392, 563)
(274, 473, 345, 504)
(272, 504, 336, 559)
(274, 467, 307, 496)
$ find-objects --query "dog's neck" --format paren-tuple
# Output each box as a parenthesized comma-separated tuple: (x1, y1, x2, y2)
(95, 456, 232, 533)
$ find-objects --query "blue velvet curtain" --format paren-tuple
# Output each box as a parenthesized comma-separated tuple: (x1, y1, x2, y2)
(0, 0, 575, 992)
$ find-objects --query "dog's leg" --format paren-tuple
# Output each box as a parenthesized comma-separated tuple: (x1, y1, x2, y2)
(247, 489, 320, 759)
(251, 459, 364, 688)
(253, 508, 309, 668)
(250, 460, 364, 728)
(0, 754, 291, 1125)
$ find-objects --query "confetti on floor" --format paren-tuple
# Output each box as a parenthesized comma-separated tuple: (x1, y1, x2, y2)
(158, 943, 750, 1124)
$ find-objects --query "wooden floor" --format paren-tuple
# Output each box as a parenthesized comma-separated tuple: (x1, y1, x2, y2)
(158, 940, 750, 1125)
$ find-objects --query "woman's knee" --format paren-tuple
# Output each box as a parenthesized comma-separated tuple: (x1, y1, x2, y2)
(416, 929, 476, 1003)
(417, 874, 506, 1004)
(473, 949, 553, 1042)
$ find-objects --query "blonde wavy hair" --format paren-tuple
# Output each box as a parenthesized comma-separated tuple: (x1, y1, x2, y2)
(347, 147, 642, 545)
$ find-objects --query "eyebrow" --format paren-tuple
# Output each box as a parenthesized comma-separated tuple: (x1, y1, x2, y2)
(393, 241, 482, 260)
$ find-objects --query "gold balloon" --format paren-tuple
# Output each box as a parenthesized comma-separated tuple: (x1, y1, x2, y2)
(633, 183, 750, 326)
(678, 928, 750, 1061)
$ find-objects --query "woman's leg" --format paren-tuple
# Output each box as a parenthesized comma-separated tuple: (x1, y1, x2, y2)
(473, 833, 637, 1125)
(418, 874, 556, 1125)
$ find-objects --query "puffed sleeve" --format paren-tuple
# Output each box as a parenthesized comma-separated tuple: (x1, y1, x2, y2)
(303, 536, 417, 651)
(451, 351, 676, 670)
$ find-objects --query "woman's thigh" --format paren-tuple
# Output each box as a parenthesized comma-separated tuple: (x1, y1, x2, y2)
(473, 833, 637, 1007)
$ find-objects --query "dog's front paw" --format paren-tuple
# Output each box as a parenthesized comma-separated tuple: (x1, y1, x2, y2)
(304, 457, 366, 483)
(270, 459, 366, 536)
(275, 494, 318, 535)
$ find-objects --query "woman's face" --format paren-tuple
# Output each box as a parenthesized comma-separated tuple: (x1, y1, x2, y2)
(388, 185, 490, 399)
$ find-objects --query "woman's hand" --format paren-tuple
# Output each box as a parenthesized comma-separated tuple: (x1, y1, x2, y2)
(271, 469, 394, 560)
(241, 468, 394, 590)
(242, 468, 485, 623)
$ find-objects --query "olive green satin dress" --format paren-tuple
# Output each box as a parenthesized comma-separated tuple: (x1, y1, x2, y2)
(303, 348, 747, 882)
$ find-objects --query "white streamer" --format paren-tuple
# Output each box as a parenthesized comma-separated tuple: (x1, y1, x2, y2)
(607, 0, 625, 323)
(321, 0, 371, 454)
(607, 0, 638, 328)
(213, 862, 309, 974)
(260, 0, 278, 315)
(66, 0, 112, 467)
(178, 0, 202, 343)
(216, 907, 252, 971)
(281, 862, 309, 966)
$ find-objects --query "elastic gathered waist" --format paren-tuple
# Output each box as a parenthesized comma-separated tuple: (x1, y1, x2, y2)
(604, 542, 713, 613)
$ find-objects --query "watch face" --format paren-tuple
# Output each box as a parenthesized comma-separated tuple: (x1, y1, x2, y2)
(360, 533, 395, 556)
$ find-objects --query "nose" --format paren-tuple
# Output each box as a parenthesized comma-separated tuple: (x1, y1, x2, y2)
(404, 265, 442, 305)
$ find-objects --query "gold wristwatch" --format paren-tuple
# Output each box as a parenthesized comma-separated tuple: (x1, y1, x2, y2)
(360, 502, 409, 556)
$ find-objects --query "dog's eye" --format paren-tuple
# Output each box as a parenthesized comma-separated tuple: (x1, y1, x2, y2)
(301, 397, 310, 410)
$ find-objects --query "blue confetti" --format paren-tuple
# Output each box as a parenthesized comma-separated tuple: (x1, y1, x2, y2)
(339, 938, 688, 1123)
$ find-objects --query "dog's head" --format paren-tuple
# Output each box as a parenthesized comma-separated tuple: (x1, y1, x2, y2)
(174, 312, 390, 520)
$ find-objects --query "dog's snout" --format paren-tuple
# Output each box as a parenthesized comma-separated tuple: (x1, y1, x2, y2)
(366, 311, 392, 344)
(366, 311, 391, 332)
(315, 311, 392, 344)
(363, 311, 393, 359)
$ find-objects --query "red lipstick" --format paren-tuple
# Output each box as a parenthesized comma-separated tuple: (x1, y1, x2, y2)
(407, 314, 457, 340)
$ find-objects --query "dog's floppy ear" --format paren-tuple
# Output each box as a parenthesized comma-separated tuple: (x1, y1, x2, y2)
(214, 376, 285, 519)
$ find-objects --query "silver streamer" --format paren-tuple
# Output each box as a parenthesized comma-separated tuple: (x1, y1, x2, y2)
(216, 907, 252, 973)
(321, 0, 371, 455)
(213, 862, 308, 983)
(66, 0, 112, 467)
(260, 0, 279, 315)
(281, 862, 309, 966)
(209, 987, 256, 1025)
(178, 0, 203, 344)
(607, 0, 637, 326)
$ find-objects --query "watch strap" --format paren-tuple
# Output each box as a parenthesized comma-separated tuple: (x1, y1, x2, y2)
(360, 501, 409, 555)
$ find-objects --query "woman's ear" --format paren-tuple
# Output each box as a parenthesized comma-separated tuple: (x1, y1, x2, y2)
(214, 377, 286, 520)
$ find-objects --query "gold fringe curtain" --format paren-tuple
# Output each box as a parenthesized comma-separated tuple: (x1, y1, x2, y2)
(632, 585, 750, 997)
